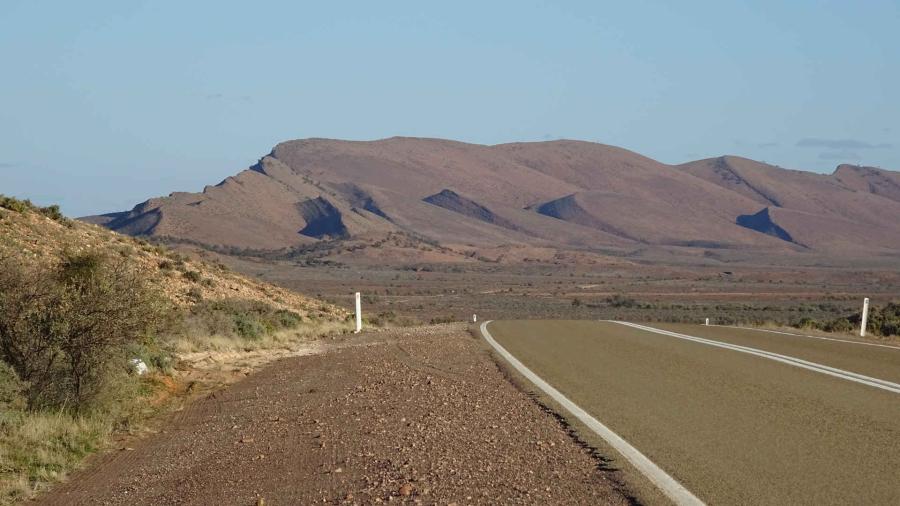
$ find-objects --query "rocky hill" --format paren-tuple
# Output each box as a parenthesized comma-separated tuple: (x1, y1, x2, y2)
(83, 137, 900, 262)
(1, 197, 345, 318)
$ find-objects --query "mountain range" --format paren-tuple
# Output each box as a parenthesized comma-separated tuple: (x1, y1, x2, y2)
(84, 137, 900, 263)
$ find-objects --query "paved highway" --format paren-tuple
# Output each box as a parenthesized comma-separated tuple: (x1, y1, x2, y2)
(482, 320, 900, 505)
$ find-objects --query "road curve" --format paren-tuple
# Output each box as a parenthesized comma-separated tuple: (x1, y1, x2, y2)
(480, 321, 704, 506)
(485, 320, 900, 505)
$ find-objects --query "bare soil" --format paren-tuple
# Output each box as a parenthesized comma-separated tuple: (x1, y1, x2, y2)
(36, 324, 634, 505)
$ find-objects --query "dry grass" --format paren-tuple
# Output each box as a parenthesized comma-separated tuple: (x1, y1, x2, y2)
(0, 203, 354, 504)
(169, 320, 355, 354)
(0, 320, 353, 505)
(0, 410, 111, 504)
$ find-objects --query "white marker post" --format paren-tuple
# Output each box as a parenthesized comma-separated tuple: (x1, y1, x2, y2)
(705, 318, 710, 326)
(473, 314, 477, 323)
(860, 297, 869, 337)
(354, 292, 362, 334)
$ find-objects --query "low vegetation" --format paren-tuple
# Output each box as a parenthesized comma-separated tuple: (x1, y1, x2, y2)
(805, 302, 900, 337)
(0, 252, 167, 411)
(0, 253, 166, 502)
(0, 264, 345, 502)
(578, 297, 898, 336)
(863, 303, 900, 336)
(0, 200, 350, 504)
(0, 195, 67, 224)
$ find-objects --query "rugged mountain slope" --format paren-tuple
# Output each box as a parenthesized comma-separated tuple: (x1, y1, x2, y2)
(832, 164, 900, 204)
(85, 137, 900, 260)
(680, 157, 900, 253)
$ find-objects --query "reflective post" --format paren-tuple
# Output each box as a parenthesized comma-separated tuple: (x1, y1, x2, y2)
(355, 292, 362, 333)
(860, 297, 869, 337)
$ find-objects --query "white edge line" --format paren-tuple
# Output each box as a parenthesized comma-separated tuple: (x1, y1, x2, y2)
(613, 321, 900, 395)
(713, 324, 900, 350)
(479, 321, 705, 506)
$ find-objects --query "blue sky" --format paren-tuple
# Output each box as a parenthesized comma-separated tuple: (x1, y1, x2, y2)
(1, 0, 898, 216)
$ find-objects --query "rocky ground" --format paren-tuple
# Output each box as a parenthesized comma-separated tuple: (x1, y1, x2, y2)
(36, 324, 636, 505)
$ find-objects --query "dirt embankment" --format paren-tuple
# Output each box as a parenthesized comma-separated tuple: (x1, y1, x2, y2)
(37, 324, 634, 505)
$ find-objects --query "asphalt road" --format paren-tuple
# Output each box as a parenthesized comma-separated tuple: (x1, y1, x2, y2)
(485, 320, 900, 505)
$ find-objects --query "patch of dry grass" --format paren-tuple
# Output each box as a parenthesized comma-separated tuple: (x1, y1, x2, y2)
(0, 202, 355, 504)
(169, 320, 355, 354)
(0, 320, 353, 505)
(0, 410, 111, 504)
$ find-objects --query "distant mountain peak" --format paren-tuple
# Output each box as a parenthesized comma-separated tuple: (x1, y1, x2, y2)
(80, 137, 900, 260)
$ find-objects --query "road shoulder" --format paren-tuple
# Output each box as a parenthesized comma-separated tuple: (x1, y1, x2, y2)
(37, 324, 635, 505)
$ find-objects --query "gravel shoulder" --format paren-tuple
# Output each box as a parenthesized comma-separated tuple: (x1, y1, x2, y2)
(36, 324, 635, 505)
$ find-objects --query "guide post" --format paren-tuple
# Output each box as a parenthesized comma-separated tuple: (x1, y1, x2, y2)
(860, 297, 869, 337)
(355, 292, 362, 333)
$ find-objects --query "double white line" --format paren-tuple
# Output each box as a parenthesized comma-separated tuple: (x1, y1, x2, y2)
(715, 324, 900, 350)
(482, 320, 899, 505)
(613, 321, 900, 395)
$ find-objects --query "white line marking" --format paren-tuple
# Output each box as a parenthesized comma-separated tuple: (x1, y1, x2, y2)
(612, 321, 900, 395)
(479, 321, 705, 506)
(713, 325, 900, 350)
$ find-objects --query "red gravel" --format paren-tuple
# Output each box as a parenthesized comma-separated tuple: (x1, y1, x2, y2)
(37, 324, 634, 505)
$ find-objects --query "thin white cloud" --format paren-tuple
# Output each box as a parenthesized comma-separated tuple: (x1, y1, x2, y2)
(798, 138, 892, 150)
(818, 151, 861, 160)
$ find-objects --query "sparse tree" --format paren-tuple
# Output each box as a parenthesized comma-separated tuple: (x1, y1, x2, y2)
(0, 252, 167, 410)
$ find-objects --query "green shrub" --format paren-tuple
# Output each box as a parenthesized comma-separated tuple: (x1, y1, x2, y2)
(606, 293, 637, 308)
(0, 360, 26, 411)
(233, 314, 265, 340)
(0, 195, 33, 213)
(796, 317, 819, 329)
(0, 254, 166, 411)
(823, 318, 853, 333)
(183, 299, 304, 341)
(186, 287, 203, 302)
(182, 270, 202, 283)
(59, 250, 104, 283)
(274, 309, 302, 328)
(38, 204, 65, 221)
(876, 302, 900, 336)
(847, 302, 900, 337)
(0, 195, 68, 223)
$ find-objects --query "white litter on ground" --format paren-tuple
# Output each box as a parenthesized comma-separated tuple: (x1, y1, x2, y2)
(129, 358, 149, 376)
